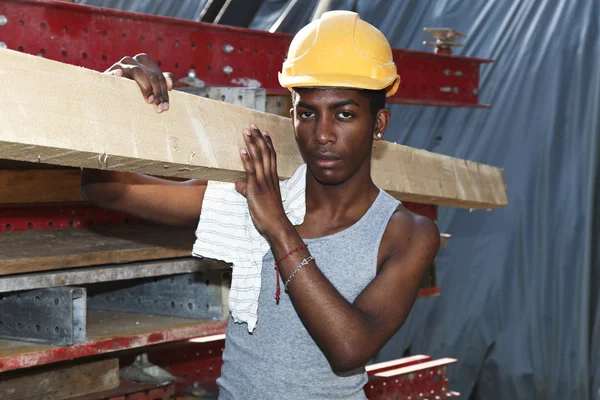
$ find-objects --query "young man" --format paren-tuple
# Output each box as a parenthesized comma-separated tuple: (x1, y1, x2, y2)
(83, 11, 439, 399)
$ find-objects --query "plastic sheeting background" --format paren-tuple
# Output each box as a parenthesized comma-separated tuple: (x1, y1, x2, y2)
(77, 1, 600, 399)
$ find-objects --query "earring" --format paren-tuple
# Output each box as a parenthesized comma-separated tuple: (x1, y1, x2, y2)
(376, 132, 383, 138)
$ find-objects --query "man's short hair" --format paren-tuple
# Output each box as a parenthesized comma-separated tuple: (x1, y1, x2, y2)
(363, 89, 387, 121)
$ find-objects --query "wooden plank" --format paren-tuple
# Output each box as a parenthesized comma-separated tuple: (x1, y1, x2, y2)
(0, 169, 83, 204)
(0, 258, 230, 292)
(365, 355, 431, 375)
(0, 48, 507, 209)
(0, 311, 227, 372)
(0, 225, 195, 276)
(0, 358, 119, 399)
(374, 357, 458, 378)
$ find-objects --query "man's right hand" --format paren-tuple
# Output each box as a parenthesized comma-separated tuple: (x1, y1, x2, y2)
(105, 53, 174, 113)
(82, 54, 207, 227)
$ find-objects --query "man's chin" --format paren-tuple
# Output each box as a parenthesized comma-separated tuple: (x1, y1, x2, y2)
(308, 165, 348, 186)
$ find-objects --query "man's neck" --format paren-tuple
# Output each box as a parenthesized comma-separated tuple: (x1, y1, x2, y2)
(304, 166, 379, 219)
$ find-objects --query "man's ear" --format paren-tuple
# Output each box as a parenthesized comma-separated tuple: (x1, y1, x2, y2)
(373, 108, 391, 141)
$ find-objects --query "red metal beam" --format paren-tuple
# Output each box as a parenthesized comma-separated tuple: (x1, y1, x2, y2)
(0, 202, 437, 232)
(403, 202, 437, 220)
(134, 337, 458, 400)
(0, 204, 140, 232)
(0, 0, 491, 107)
(139, 335, 227, 393)
(417, 287, 441, 297)
(0, 320, 227, 372)
(365, 358, 459, 400)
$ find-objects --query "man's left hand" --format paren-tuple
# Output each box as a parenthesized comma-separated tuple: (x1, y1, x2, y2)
(235, 125, 291, 237)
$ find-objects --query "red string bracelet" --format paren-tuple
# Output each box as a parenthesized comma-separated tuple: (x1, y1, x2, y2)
(274, 244, 308, 303)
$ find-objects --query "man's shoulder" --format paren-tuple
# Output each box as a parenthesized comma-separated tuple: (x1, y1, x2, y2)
(381, 204, 440, 262)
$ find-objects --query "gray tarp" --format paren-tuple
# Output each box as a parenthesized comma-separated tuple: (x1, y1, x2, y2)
(77, 1, 600, 398)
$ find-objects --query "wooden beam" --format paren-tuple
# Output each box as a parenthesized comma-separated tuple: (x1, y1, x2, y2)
(0, 224, 195, 276)
(0, 358, 119, 399)
(0, 49, 507, 209)
(0, 169, 83, 204)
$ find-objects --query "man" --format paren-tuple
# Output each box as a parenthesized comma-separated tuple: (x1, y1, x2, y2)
(82, 11, 439, 399)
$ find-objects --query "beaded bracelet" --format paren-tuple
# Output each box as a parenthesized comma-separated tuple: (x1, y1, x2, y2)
(284, 255, 315, 292)
(275, 244, 308, 267)
(274, 244, 308, 303)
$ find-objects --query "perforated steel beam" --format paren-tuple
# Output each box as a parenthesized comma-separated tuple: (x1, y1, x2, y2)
(0, 287, 86, 345)
(87, 272, 225, 321)
(0, 0, 492, 107)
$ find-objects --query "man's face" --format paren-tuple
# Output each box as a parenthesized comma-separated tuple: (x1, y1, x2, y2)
(291, 88, 377, 186)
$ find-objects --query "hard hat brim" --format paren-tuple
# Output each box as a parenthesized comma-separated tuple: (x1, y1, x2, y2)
(279, 72, 400, 97)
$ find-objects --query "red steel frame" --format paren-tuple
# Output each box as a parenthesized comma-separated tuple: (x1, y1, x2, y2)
(0, 321, 228, 372)
(0, 1, 480, 396)
(365, 358, 460, 399)
(0, 202, 436, 233)
(0, 0, 491, 107)
(113, 336, 458, 399)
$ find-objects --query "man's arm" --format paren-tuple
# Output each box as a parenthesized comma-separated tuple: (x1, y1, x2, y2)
(235, 124, 440, 373)
(81, 54, 207, 227)
(81, 170, 207, 227)
(270, 211, 439, 373)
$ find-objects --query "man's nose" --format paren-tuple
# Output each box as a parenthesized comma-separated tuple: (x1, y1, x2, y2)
(314, 115, 336, 145)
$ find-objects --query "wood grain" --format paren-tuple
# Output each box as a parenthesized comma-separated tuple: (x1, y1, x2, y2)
(0, 48, 507, 209)
(0, 224, 195, 276)
(0, 169, 83, 204)
(0, 358, 119, 400)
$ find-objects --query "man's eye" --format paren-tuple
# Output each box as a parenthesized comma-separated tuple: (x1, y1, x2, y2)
(337, 112, 353, 120)
(299, 112, 315, 119)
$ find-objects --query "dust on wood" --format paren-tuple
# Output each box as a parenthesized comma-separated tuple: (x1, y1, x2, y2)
(0, 224, 195, 276)
(0, 358, 119, 399)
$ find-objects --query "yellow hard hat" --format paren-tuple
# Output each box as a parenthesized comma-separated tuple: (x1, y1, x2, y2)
(278, 11, 401, 97)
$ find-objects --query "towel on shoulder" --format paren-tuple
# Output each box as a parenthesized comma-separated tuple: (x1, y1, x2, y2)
(192, 164, 307, 332)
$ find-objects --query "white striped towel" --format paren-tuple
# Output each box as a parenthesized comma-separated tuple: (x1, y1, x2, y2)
(192, 164, 307, 332)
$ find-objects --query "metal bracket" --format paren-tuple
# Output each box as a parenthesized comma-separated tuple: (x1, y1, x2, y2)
(0, 287, 86, 345)
(178, 69, 205, 88)
(423, 27, 466, 54)
(0, 13, 6, 50)
(120, 353, 183, 385)
(87, 272, 224, 321)
(175, 86, 266, 111)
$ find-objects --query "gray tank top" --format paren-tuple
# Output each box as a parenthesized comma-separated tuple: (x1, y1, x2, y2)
(217, 189, 400, 400)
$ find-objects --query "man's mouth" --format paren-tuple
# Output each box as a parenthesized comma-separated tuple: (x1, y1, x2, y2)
(313, 152, 342, 168)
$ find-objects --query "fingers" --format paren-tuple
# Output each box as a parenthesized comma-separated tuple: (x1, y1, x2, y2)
(234, 180, 247, 198)
(242, 125, 279, 189)
(239, 147, 257, 188)
(262, 131, 279, 184)
(253, 125, 274, 181)
(104, 54, 172, 113)
(163, 72, 175, 90)
(243, 128, 265, 184)
(149, 72, 169, 112)
(134, 54, 170, 109)
(118, 61, 153, 101)
(105, 68, 123, 77)
(134, 53, 161, 73)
